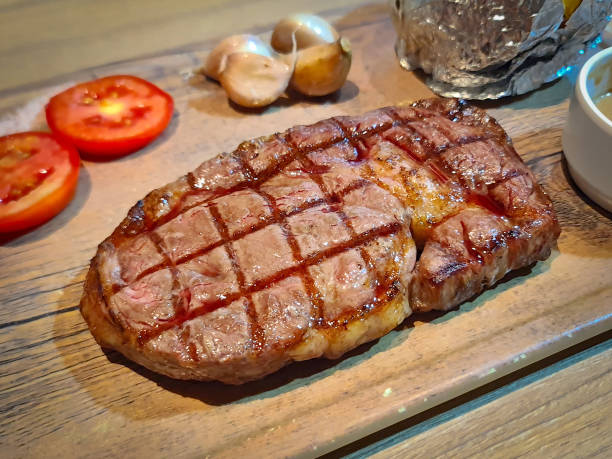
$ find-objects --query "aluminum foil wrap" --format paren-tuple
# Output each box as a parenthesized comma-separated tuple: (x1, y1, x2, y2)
(391, 0, 612, 99)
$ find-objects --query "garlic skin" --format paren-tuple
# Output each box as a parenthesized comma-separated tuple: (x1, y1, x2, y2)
(219, 52, 294, 108)
(271, 13, 339, 53)
(290, 37, 352, 97)
(204, 34, 274, 81)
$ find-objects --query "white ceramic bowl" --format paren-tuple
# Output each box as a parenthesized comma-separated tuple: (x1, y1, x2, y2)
(562, 47, 612, 212)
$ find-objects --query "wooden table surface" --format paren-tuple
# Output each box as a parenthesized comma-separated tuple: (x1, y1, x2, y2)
(1, 1, 612, 458)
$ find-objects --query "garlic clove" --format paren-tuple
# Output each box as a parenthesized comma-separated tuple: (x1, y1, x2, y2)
(290, 37, 352, 97)
(219, 52, 294, 108)
(271, 13, 339, 53)
(204, 34, 274, 81)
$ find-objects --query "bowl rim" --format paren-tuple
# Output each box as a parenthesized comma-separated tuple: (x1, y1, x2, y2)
(577, 46, 612, 133)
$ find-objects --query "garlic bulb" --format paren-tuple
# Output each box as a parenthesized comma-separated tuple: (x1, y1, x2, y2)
(204, 13, 351, 107)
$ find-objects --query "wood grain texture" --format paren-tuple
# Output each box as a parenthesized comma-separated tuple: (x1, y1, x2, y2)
(1, 3, 611, 458)
(0, 0, 373, 93)
(345, 336, 612, 458)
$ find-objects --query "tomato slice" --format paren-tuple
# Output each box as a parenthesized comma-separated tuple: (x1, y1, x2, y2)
(0, 132, 80, 233)
(45, 75, 173, 158)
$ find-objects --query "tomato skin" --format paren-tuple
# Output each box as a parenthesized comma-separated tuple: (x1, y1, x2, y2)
(0, 132, 80, 233)
(45, 75, 174, 158)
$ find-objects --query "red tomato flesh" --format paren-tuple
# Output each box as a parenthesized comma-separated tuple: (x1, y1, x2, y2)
(45, 75, 173, 157)
(0, 132, 80, 232)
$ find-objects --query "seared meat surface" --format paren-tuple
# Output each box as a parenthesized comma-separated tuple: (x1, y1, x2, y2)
(80, 98, 560, 384)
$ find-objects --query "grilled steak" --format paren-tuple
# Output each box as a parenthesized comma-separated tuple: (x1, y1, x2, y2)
(80, 98, 560, 384)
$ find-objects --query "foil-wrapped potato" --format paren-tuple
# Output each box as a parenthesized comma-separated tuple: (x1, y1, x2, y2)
(391, 0, 612, 99)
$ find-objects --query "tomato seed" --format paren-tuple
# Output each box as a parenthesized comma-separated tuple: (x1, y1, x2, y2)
(0, 166, 54, 205)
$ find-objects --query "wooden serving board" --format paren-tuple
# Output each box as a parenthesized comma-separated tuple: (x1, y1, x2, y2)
(1, 6, 611, 458)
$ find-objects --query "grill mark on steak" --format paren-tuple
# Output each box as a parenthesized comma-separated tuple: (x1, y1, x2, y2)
(383, 128, 427, 165)
(118, 231, 187, 341)
(207, 202, 265, 353)
(254, 185, 326, 328)
(233, 138, 295, 346)
(424, 161, 450, 184)
(235, 149, 257, 183)
(298, 153, 380, 303)
(386, 108, 438, 157)
(186, 171, 199, 190)
(330, 118, 409, 219)
(385, 109, 449, 179)
(363, 163, 403, 201)
(332, 110, 397, 139)
(297, 153, 376, 324)
(466, 193, 506, 217)
(147, 231, 190, 322)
